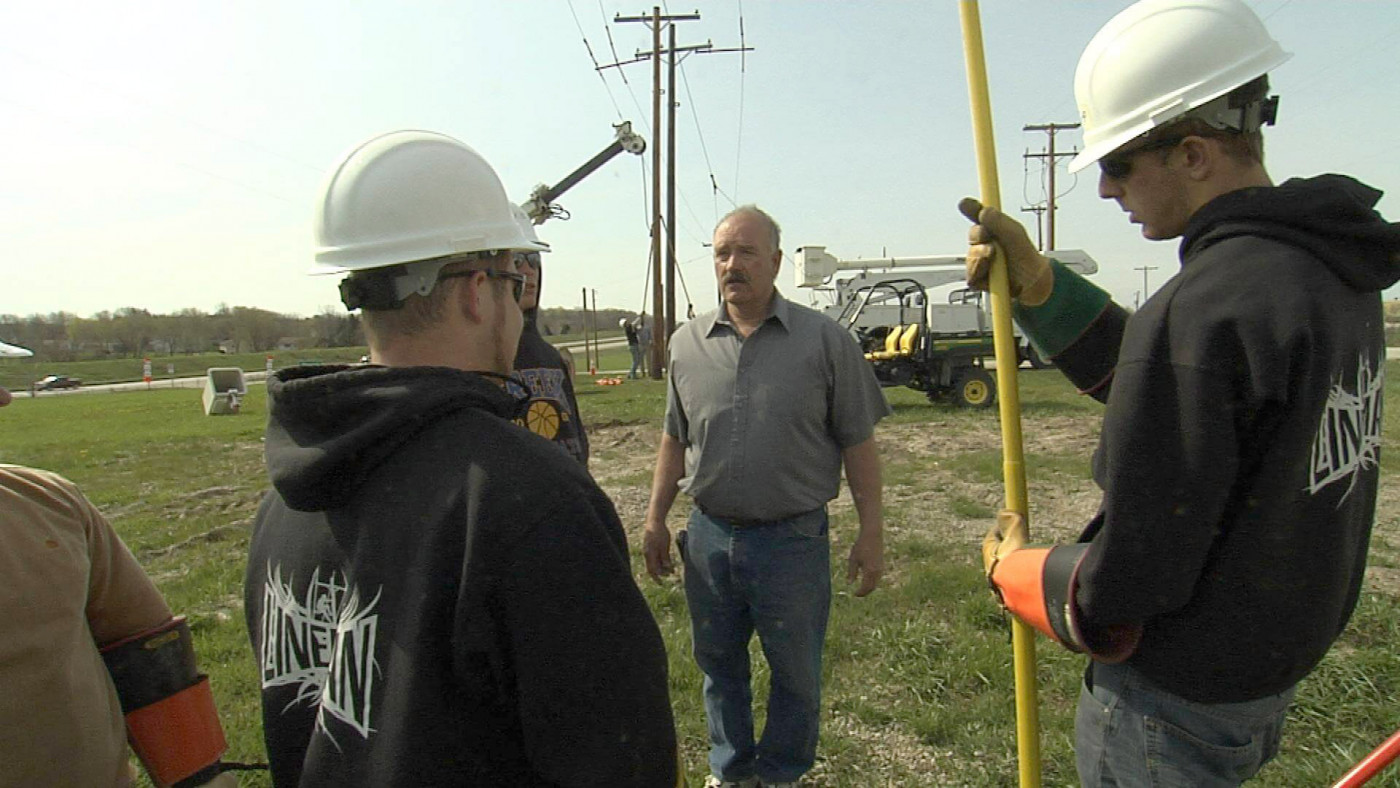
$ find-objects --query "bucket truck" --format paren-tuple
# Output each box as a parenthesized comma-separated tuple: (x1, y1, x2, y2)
(794, 245, 1099, 406)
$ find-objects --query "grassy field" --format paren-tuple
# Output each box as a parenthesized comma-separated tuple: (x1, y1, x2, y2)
(1, 366, 1398, 786)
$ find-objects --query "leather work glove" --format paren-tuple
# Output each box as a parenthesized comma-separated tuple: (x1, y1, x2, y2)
(981, 509, 1029, 578)
(958, 198, 1055, 307)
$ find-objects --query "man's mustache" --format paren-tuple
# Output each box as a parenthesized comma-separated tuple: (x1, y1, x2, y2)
(724, 272, 750, 285)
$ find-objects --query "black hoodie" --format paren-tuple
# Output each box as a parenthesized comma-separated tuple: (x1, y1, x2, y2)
(244, 364, 676, 786)
(515, 259, 590, 466)
(1058, 175, 1400, 702)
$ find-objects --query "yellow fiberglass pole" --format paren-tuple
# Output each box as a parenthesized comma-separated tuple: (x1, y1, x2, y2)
(957, 3, 1042, 787)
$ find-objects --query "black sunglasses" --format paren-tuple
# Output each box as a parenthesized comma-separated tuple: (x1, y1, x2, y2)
(438, 268, 527, 303)
(1099, 136, 1187, 180)
(513, 251, 541, 269)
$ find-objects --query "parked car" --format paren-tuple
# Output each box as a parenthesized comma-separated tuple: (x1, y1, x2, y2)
(35, 374, 82, 391)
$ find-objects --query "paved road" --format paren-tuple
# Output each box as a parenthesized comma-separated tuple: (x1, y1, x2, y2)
(26, 370, 270, 398)
(25, 338, 630, 399)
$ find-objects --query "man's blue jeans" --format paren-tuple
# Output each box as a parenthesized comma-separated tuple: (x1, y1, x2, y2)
(1076, 661, 1295, 787)
(682, 506, 831, 784)
(628, 344, 643, 378)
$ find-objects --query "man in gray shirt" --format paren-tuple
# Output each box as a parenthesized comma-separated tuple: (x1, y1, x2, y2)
(642, 205, 889, 788)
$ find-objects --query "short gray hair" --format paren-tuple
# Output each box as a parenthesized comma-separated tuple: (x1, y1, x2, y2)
(717, 204, 781, 254)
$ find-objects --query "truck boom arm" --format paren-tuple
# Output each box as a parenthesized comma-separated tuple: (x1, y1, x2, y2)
(795, 244, 1098, 289)
(521, 121, 646, 225)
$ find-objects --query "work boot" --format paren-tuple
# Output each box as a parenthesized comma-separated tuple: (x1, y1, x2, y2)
(703, 777, 758, 788)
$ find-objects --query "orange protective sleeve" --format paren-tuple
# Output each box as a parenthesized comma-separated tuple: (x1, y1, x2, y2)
(992, 548, 1058, 644)
(125, 675, 227, 788)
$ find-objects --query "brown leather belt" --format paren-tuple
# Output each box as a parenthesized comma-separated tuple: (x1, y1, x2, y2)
(696, 505, 789, 528)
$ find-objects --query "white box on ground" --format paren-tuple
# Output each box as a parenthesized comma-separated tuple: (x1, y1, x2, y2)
(202, 367, 247, 415)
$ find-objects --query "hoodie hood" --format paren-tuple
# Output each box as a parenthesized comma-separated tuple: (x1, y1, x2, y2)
(1181, 174, 1400, 292)
(522, 255, 543, 332)
(264, 364, 524, 511)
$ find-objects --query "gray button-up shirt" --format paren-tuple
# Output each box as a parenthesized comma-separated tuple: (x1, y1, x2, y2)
(664, 293, 891, 521)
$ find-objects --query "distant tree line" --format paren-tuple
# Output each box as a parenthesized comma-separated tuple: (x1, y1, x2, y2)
(0, 305, 646, 361)
(0, 306, 362, 361)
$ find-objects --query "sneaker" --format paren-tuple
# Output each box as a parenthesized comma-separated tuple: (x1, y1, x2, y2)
(704, 777, 759, 788)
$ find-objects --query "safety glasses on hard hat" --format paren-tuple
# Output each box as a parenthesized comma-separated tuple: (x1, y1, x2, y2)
(1099, 135, 1188, 180)
(437, 268, 527, 303)
(513, 251, 542, 269)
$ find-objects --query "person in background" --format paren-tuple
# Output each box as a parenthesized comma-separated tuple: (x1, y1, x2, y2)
(511, 206, 589, 466)
(624, 316, 642, 379)
(0, 385, 236, 788)
(968, 1, 1400, 784)
(244, 130, 677, 786)
(642, 205, 889, 788)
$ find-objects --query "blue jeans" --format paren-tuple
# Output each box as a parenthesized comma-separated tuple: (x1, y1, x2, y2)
(628, 344, 643, 378)
(682, 506, 832, 784)
(1076, 661, 1295, 787)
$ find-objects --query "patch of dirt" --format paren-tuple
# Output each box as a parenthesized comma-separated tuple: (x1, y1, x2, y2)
(590, 416, 1103, 554)
(1364, 482, 1400, 597)
(587, 413, 1399, 597)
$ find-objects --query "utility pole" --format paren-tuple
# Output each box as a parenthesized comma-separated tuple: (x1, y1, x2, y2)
(1023, 122, 1080, 251)
(666, 24, 678, 348)
(606, 11, 750, 378)
(1019, 204, 1047, 251)
(591, 289, 599, 375)
(1135, 265, 1159, 301)
(612, 8, 697, 379)
(581, 287, 591, 373)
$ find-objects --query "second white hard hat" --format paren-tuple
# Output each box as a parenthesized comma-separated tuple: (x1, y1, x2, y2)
(1068, 0, 1291, 173)
(511, 204, 550, 254)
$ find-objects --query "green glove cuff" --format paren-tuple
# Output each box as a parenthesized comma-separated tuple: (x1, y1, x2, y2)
(1013, 260, 1113, 358)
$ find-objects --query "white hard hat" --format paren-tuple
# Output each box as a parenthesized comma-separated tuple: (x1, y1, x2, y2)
(1067, 0, 1291, 173)
(512, 204, 550, 253)
(620, 318, 630, 328)
(313, 130, 547, 275)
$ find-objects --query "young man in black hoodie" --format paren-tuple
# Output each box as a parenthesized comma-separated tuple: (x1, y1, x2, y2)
(965, 0, 1400, 785)
(243, 130, 677, 787)
(510, 207, 590, 467)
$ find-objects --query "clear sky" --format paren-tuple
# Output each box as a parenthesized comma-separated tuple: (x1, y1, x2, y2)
(3, 1, 1398, 320)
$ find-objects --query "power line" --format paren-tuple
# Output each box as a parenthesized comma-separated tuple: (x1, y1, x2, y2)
(662, 217, 696, 312)
(732, 1, 747, 200)
(677, 61, 718, 210)
(636, 154, 653, 233)
(597, 0, 666, 142)
(732, 66, 746, 201)
(598, 0, 629, 87)
(564, 0, 626, 121)
(711, 175, 739, 210)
